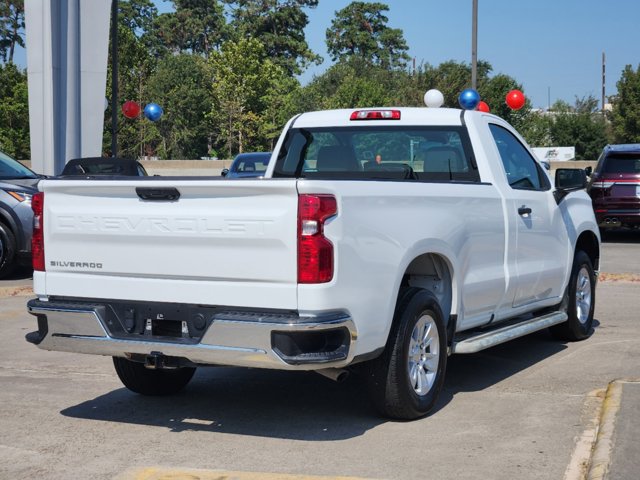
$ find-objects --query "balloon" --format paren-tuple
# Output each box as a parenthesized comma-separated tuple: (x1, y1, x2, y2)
(122, 101, 141, 119)
(458, 89, 480, 110)
(104, 98, 109, 111)
(144, 103, 163, 122)
(477, 101, 490, 113)
(505, 90, 526, 110)
(424, 89, 444, 108)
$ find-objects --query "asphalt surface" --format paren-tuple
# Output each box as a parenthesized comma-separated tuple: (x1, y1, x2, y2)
(0, 235, 638, 479)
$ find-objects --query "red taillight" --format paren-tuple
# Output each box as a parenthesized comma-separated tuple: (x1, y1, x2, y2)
(350, 110, 401, 121)
(31, 192, 45, 271)
(298, 194, 337, 284)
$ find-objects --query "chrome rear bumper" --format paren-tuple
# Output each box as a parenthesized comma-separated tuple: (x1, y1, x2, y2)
(27, 299, 357, 370)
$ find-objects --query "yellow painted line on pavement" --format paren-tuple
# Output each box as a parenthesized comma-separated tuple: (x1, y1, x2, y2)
(598, 272, 640, 283)
(0, 285, 33, 297)
(115, 468, 378, 480)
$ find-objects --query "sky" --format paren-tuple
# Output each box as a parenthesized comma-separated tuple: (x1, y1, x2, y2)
(15, 0, 640, 110)
(295, 0, 639, 109)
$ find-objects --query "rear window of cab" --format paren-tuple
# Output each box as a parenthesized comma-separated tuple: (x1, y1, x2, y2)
(272, 126, 480, 183)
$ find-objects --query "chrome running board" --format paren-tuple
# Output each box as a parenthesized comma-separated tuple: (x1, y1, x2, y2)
(452, 312, 568, 354)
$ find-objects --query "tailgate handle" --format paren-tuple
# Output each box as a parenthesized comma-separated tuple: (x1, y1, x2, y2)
(136, 187, 180, 201)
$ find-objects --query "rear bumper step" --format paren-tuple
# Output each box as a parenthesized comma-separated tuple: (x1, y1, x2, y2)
(27, 299, 357, 370)
(452, 311, 568, 354)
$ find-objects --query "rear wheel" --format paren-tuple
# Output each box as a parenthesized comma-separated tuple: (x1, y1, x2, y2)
(366, 288, 448, 420)
(0, 223, 16, 279)
(550, 250, 595, 341)
(113, 357, 196, 395)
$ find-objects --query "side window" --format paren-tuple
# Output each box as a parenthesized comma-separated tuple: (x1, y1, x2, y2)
(489, 124, 549, 191)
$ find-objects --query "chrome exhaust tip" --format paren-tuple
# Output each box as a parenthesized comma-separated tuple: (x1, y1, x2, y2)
(316, 368, 349, 382)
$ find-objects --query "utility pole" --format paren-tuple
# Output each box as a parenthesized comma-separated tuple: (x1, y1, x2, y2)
(471, 0, 478, 90)
(111, 0, 118, 157)
(602, 51, 606, 112)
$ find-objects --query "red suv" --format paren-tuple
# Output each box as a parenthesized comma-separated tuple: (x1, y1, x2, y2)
(588, 144, 640, 231)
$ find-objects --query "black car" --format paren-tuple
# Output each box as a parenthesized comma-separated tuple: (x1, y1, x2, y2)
(0, 150, 42, 277)
(221, 152, 271, 178)
(60, 157, 148, 177)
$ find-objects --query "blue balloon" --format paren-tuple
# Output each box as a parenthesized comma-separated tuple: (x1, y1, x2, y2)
(144, 103, 163, 122)
(458, 89, 481, 110)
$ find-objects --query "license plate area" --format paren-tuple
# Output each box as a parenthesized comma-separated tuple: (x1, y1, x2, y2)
(146, 318, 189, 338)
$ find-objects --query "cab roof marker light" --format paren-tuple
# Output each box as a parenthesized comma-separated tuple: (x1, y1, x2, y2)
(350, 110, 401, 121)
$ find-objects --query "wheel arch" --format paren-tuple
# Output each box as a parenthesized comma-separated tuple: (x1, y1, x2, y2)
(575, 230, 600, 271)
(397, 252, 456, 330)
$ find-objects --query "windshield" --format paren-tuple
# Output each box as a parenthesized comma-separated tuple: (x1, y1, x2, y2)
(273, 126, 479, 182)
(0, 151, 38, 179)
(232, 154, 270, 173)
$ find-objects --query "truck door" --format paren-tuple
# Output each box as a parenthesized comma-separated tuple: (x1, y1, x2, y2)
(488, 124, 569, 308)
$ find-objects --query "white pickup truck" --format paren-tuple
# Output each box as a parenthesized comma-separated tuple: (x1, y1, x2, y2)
(26, 107, 600, 419)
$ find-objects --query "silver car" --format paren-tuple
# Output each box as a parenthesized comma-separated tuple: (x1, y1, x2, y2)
(0, 151, 41, 278)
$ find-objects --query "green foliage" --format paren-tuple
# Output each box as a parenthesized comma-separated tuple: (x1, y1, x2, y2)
(0, 0, 24, 64)
(225, 0, 321, 75)
(296, 59, 395, 111)
(326, 2, 410, 70)
(0, 63, 29, 158)
(145, 54, 214, 159)
(548, 96, 607, 159)
(155, 0, 227, 57)
(610, 64, 640, 143)
(209, 38, 295, 156)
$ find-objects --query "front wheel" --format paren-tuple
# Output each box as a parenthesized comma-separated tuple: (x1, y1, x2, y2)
(550, 250, 595, 341)
(113, 357, 196, 395)
(366, 288, 448, 420)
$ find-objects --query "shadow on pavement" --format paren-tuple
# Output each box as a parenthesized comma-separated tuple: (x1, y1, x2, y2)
(61, 326, 575, 440)
(601, 229, 640, 244)
(0, 266, 32, 282)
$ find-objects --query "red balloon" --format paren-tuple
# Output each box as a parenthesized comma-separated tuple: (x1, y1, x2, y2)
(505, 90, 526, 110)
(477, 101, 490, 113)
(122, 101, 141, 119)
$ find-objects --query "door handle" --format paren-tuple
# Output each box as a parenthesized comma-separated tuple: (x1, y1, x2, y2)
(136, 187, 180, 201)
(518, 206, 532, 217)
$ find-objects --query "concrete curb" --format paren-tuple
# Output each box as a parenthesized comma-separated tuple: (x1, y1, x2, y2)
(585, 379, 640, 480)
(586, 381, 623, 480)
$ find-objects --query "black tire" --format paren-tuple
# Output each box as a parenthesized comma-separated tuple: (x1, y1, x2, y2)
(112, 357, 196, 395)
(0, 223, 16, 279)
(366, 288, 448, 420)
(550, 250, 595, 341)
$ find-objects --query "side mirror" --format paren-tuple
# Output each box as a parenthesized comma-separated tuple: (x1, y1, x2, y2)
(554, 168, 587, 203)
(584, 166, 593, 176)
(555, 168, 587, 190)
(221, 168, 229, 177)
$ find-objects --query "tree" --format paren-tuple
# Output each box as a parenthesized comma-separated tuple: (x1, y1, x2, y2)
(0, 63, 29, 158)
(145, 54, 213, 159)
(225, 0, 321, 75)
(0, 0, 25, 64)
(326, 1, 409, 70)
(549, 96, 607, 159)
(610, 64, 640, 143)
(209, 38, 293, 156)
(155, 0, 227, 57)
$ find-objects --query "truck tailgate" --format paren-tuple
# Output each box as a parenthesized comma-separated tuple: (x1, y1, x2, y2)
(37, 178, 299, 309)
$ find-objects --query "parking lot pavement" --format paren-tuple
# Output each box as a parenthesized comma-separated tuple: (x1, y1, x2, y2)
(0, 281, 638, 480)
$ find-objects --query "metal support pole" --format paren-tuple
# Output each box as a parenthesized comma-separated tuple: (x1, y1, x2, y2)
(602, 51, 606, 112)
(471, 0, 478, 90)
(110, 0, 118, 157)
